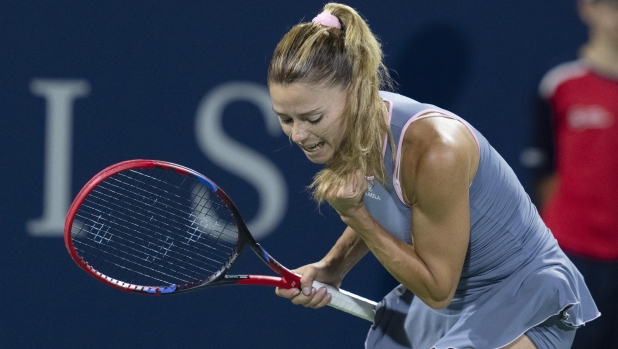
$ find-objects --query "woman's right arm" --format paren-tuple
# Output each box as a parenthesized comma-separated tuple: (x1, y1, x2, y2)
(275, 226, 369, 308)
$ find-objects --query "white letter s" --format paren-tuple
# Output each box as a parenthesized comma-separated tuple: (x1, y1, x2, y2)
(195, 82, 287, 240)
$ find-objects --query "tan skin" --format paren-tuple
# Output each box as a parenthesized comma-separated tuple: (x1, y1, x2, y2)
(270, 82, 536, 348)
(579, 0, 618, 77)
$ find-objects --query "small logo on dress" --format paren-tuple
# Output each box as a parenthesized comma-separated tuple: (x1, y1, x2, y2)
(365, 191, 381, 200)
(365, 178, 381, 200)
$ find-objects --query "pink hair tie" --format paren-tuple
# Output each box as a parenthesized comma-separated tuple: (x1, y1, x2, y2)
(312, 11, 341, 29)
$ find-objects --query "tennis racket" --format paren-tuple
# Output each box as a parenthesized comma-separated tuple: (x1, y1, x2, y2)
(64, 159, 376, 321)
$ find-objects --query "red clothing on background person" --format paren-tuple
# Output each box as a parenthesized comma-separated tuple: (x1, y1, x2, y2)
(538, 60, 618, 260)
(526, 1, 618, 347)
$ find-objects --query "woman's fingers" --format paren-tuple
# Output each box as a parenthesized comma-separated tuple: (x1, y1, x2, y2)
(324, 170, 369, 217)
(309, 287, 332, 308)
(291, 286, 331, 308)
(275, 285, 332, 309)
(275, 262, 337, 309)
(275, 286, 300, 298)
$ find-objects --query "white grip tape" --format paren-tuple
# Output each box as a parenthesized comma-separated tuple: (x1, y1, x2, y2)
(312, 280, 377, 322)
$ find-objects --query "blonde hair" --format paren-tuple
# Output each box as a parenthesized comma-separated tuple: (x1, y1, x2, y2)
(268, 3, 395, 203)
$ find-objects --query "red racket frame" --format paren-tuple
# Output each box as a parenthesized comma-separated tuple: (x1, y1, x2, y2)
(64, 159, 302, 295)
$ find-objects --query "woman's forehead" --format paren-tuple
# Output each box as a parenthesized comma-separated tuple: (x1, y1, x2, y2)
(270, 83, 347, 116)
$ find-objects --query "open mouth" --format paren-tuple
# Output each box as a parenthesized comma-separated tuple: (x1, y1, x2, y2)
(303, 141, 324, 152)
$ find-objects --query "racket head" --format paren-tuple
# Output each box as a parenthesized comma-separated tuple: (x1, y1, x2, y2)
(64, 159, 249, 294)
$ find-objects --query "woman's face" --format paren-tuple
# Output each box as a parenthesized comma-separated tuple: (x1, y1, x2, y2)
(270, 83, 348, 164)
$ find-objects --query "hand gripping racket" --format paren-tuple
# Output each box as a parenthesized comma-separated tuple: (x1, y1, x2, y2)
(64, 159, 376, 321)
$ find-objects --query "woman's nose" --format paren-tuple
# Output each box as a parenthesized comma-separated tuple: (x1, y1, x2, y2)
(290, 124, 309, 143)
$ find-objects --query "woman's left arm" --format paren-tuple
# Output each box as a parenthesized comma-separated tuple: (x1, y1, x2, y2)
(326, 117, 477, 309)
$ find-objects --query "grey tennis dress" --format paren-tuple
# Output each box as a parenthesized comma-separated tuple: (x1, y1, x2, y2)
(363, 92, 599, 349)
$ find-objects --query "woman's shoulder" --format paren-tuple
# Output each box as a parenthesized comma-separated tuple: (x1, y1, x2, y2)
(403, 116, 472, 150)
(400, 116, 480, 185)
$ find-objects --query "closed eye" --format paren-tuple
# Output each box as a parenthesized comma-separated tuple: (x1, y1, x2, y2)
(308, 115, 323, 124)
(278, 116, 293, 124)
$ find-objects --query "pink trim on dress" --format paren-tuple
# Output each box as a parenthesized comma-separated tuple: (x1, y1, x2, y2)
(393, 109, 481, 207)
(382, 99, 393, 156)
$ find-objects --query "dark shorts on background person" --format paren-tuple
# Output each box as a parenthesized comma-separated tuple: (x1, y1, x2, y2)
(567, 254, 618, 349)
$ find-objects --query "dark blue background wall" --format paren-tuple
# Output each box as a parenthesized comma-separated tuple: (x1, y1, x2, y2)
(1, 1, 587, 348)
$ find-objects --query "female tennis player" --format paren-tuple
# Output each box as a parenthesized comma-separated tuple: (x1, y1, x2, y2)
(269, 3, 599, 348)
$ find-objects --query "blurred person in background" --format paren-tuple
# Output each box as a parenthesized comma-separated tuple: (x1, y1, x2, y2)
(530, 0, 618, 347)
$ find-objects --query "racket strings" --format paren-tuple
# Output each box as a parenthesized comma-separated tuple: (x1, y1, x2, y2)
(120, 169, 238, 245)
(81, 174, 229, 276)
(73, 242, 186, 285)
(117, 169, 240, 258)
(86, 176, 235, 261)
(71, 168, 240, 287)
(75, 170, 235, 284)
(73, 201, 231, 283)
(73, 208, 218, 284)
